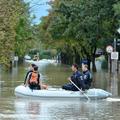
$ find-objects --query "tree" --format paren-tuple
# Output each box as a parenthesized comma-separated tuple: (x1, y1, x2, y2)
(0, 0, 20, 66)
(15, 2, 34, 58)
(39, 0, 118, 71)
(0, 0, 35, 66)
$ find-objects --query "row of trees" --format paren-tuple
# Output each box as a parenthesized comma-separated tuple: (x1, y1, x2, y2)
(0, 0, 120, 70)
(0, 0, 36, 67)
(36, 0, 120, 71)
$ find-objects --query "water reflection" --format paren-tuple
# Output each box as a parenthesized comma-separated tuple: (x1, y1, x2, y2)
(12, 98, 120, 120)
(27, 102, 41, 120)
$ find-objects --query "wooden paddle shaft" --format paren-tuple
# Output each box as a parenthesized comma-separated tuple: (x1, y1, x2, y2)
(69, 80, 90, 101)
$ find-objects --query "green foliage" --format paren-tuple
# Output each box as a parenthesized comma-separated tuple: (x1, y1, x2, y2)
(15, 14, 33, 57)
(114, 2, 120, 15)
(37, 0, 119, 68)
(40, 51, 51, 59)
(0, 0, 119, 68)
(0, 0, 35, 66)
(48, 0, 117, 51)
(29, 49, 57, 59)
(0, 0, 20, 66)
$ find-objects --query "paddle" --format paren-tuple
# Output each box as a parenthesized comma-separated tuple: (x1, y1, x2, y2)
(69, 79, 90, 101)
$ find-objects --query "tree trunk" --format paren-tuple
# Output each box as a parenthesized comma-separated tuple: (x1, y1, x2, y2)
(92, 56, 97, 72)
(92, 47, 97, 72)
(87, 58, 91, 70)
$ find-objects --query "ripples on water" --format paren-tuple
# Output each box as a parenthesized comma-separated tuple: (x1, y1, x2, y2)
(0, 63, 120, 120)
(1, 98, 120, 120)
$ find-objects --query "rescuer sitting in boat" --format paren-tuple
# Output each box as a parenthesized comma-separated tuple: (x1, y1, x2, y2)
(25, 65, 48, 90)
(62, 64, 81, 91)
(62, 63, 92, 91)
(24, 63, 36, 85)
(78, 63, 92, 91)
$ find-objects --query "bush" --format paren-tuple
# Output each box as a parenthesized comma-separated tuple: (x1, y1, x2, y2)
(28, 49, 57, 59)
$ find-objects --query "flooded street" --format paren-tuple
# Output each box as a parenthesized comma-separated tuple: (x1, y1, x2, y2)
(0, 62, 120, 120)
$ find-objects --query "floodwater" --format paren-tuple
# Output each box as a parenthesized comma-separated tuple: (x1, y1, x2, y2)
(0, 61, 120, 120)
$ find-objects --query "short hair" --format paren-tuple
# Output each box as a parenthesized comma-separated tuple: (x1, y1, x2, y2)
(31, 64, 36, 67)
(33, 66, 38, 71)
(82, 63, 88, 69)
(72, 64, 78, 70)
(82, 60, 88, 65)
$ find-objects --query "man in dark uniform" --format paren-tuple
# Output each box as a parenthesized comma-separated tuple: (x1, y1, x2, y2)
(62, 64, 81, 91)
(78, 63, 92, 91)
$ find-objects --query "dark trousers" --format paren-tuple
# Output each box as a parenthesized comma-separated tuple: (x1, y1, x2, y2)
(62, 83, 79, 91)
(78, 80, 90, 91)
(62, 82, 90, 91)
(29, 82, 41, 90)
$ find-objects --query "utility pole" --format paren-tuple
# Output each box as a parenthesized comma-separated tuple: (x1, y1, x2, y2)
(111, 38, 118, 74)
(114, 38, 116, 51)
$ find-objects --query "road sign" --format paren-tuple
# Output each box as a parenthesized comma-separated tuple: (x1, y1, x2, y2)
(111, 52, 119, 60)
(106, 45, 113, 53)
(14, 56, 19, 61)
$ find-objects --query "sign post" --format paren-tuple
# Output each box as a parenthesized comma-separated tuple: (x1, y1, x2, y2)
(106, 45, 113, 73)
(14, 56, 19, 67)
(111, 52, 119, 73)
(111, 52, 119, 60)
(111, 38, 119, 73)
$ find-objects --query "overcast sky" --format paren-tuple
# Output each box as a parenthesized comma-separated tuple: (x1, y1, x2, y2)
(24, 0, 51, 24)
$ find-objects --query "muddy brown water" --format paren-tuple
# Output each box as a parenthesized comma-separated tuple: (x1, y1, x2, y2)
(0, 62, 120, 120)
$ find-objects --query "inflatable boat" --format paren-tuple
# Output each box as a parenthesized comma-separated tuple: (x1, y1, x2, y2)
(15, 85, 112, 100)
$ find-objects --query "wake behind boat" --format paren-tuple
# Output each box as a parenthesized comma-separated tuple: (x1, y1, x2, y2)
(15, 85, 112, 100)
